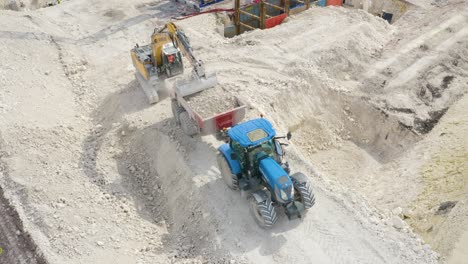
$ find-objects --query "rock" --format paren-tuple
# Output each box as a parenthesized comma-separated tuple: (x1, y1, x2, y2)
(369, 216, 379, 225)
(96, 241, 105, 247)
(435, 201, 457, 215)
(391, 216, 405, 230)
(392, 207, 403, 216)
(412, 244, 422, 252)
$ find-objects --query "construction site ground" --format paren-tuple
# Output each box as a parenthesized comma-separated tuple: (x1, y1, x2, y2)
(0, 0, 467, 263)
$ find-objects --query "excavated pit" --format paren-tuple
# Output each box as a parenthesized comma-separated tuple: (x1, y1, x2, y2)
(264, 83, 423, 194)
(286, 90, 420, 163)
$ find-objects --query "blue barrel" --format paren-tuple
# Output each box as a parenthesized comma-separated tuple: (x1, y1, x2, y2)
(317, 0, 326, 6)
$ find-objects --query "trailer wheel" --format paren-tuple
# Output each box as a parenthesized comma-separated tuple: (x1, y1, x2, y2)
(216, 153, 239, 190)
(249, 196, 277, 229)
(291, 172, 316, 209)
(171, 99, 184, 125)
(179, 111, 199, 136)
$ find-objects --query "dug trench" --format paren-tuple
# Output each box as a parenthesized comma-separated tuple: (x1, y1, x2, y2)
(253, 72, 423, 203)
(258, 50, 467, 260)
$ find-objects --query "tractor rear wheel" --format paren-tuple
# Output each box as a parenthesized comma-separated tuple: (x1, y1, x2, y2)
(249, 197, 277, 229)
(171, 99, 184, 125)
(179, 111, 199, 136)
(216, 153, 239, 190)
(291, 172, 316, 209)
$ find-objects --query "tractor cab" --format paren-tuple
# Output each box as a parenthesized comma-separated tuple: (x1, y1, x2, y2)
(227, 118, 283, 173)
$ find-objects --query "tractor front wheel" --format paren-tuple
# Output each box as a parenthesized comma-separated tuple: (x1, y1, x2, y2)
(249, 197, 278, 229)
(217, 153, 239, 190)
(291, 172, 316, 209)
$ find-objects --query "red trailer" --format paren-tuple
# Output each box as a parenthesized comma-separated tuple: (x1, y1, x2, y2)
(170, 78, 247, 136)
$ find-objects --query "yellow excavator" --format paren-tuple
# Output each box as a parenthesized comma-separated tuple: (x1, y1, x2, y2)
(130, 22, 217, 103)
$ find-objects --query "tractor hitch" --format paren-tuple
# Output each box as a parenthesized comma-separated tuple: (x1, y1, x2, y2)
(285, 201, 306, 220)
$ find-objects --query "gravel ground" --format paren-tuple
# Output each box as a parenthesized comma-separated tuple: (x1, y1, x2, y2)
(0, 0, 466, 263)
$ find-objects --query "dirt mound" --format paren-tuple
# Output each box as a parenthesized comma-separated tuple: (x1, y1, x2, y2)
(117, 124, 241, 263)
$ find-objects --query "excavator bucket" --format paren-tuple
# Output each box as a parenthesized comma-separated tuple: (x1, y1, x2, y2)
(175, 72, 218, 97)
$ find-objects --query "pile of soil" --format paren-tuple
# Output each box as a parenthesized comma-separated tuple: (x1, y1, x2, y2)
(185, 85, 238, 117)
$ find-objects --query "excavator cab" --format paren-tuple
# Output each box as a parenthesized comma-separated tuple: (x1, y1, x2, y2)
(162, 45, 183, 77)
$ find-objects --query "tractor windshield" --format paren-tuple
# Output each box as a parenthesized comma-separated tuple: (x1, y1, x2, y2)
(246, 139, 277, 168)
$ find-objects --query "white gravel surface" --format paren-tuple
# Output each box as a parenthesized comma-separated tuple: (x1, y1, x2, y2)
(1, 0, 466, 263)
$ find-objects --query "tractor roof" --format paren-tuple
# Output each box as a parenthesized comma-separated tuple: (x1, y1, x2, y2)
(228, 118, 276, 147)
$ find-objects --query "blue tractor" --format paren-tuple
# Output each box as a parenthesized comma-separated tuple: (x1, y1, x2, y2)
(217, 118, 316, 229)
